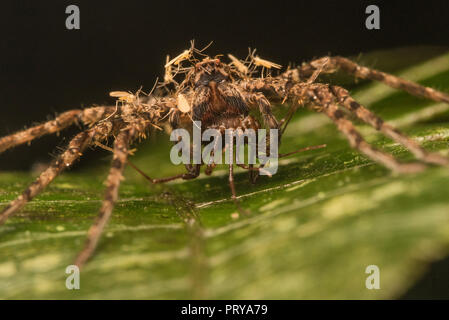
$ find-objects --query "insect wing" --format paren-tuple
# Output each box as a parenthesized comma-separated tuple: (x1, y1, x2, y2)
(253, 56, 282, 69)
(109, 91, 130, 97)
(228, 54, 248, 74)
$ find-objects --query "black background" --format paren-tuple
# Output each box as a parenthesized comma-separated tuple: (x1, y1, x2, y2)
(0, 300, 443, 317)
(2, 0, 449, 169)
(1, 0, 449, 139)
(1, 0, 449, 299)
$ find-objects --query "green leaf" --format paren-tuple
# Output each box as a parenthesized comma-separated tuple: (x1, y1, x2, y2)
(1, 47, 449, 299)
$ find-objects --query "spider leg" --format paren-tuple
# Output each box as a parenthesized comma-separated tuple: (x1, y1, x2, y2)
(224, 129, 249, 215)
(128, 161, 201, 184)
(243, 92, 279, 130)
(331, 85, 449, 166)
(204, 150, 217, 176)
(236, 163, 273, 181)
(0, 106, 115, 154)
(241, 79, 430, 173)
(298, 56, 449, 103)
(74, 129, 131, 268)
(248, 164, 258, 184)
(236, 144, 326, 184)
(0, 110, 81, 154)
(276, 58, 329, 132)
(205, 163, 216, 175)
(236, 163, 256, 182)
(74, 148, 200, 267)
(279, 144, 327, 158)
(279, 100, 300, 136)
(0, 121, 114, 225)
(228, 163, 248, 215)
(305, 57, 330, 84)
(310, 86, 427, 173)
(168, 107, 181, 129)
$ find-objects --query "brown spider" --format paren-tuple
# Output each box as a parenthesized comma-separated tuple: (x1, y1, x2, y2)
(1, 44, 449, 268)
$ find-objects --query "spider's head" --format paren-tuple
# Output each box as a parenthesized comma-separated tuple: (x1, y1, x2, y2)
(193, 58, 229, 86)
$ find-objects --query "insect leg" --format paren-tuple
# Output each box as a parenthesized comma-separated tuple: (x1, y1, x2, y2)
(331, 85, 449, 166)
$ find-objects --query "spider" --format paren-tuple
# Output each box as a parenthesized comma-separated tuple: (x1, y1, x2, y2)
(1, 44, 449, 269)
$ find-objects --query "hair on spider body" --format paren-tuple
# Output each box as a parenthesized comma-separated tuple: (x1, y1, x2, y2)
(190, 61, 251, 128)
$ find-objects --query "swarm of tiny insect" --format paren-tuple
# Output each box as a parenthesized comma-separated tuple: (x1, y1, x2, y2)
(1, 41, 449, 268)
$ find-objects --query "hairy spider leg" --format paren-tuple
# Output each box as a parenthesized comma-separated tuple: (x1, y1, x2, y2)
(0, 121, 114, 225)
(330, 85, 449, 166)
(0, 106, 115, 154)
(74, 129, 134, 268)
(297, 56, 449, 103)
(309, 85, 427, 173)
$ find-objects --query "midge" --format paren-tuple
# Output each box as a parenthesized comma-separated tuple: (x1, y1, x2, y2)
(109, 91, 136, 103)
(1, 43, 449, 268)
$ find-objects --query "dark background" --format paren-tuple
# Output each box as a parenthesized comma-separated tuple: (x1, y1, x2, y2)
(1, 0, 449, 170)
(0, 0, 449, 298)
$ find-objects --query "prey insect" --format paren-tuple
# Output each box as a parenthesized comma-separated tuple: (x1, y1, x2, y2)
(1, 43, 449, 268)
(109, 91, 136, 103)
